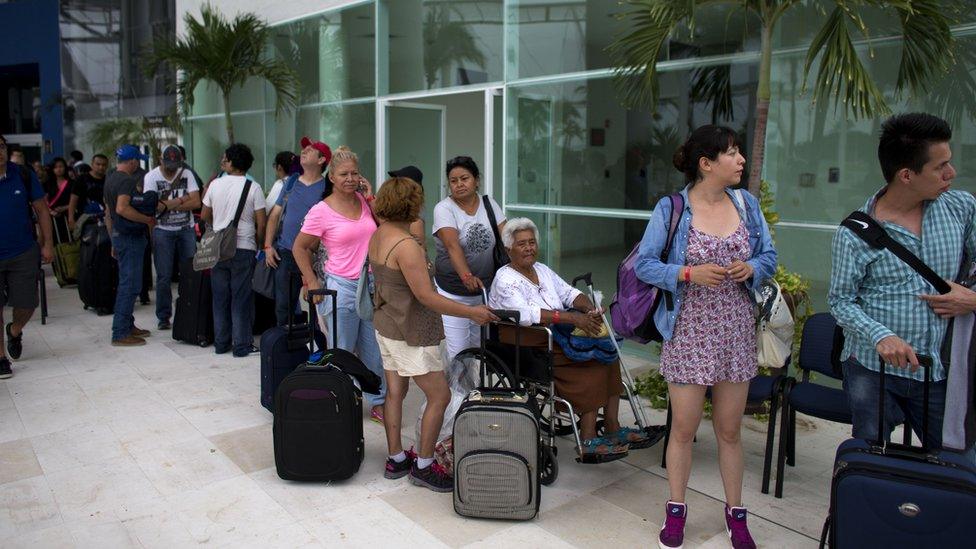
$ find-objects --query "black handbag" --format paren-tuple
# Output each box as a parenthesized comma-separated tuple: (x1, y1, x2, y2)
(482, 195, 510, 271)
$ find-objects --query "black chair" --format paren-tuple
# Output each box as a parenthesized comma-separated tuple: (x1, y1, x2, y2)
(775, 312, 851, 498)
(660, 369, 788, 496)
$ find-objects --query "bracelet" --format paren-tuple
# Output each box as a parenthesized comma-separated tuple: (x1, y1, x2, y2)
(460, 272, 473, 281)
(552, 310, 560, 324)
(683, 266, 691, 283)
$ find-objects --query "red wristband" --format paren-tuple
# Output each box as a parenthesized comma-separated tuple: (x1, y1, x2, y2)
(552, 310, 560, 324)
(683, 266, 691, 283)
(461, 272, 473, 281)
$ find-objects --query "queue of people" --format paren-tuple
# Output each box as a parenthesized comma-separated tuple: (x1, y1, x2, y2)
(3, 111, 976, 549)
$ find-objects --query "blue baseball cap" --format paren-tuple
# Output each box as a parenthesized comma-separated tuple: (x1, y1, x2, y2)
(116, 144, 148, 161)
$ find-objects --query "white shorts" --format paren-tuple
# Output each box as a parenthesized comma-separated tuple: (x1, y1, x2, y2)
(376, 332, 445, 377)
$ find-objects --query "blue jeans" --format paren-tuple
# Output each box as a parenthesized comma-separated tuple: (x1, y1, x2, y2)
(843, 359, 947, 448)
(153, 227, 197, 324)
(319, 273, 386, 407)
(212, 249, 255, 356)
(274, 247, 303, 326)
(111, 232, 147, 341)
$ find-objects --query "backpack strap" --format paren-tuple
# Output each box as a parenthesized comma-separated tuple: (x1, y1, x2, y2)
(841, 210, 950, 294)
(659, 193, 685, 310)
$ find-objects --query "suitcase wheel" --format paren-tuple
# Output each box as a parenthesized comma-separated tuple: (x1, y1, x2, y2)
(541, 445, 557, 486)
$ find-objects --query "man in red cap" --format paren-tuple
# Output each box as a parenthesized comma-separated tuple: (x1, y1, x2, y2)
(263, 136, 332, 325)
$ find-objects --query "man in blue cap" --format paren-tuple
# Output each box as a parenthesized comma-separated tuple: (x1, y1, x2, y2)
(103, 145, 154, 346)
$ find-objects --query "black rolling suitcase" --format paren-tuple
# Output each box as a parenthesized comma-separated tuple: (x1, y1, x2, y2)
(77, 220, 116, 315)
(821, 355, 976, 548)
(172, 258, 214, 347)
(273, 289, 381, 481)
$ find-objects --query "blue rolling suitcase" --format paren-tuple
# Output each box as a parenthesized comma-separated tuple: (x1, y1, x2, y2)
(259, 292, 314, 412)
(821, 356, 976, 548)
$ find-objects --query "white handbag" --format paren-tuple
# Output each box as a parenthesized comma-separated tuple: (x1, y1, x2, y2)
(755, 278, 795, 370)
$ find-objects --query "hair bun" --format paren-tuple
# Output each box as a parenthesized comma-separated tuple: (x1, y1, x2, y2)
(672, 146, 686, 172)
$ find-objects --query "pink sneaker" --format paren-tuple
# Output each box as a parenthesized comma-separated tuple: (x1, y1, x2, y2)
(658, 501, 686, 549)
(725, 505, 757, 549)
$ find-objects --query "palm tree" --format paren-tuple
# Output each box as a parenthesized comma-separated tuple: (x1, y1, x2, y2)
(88, 112, 184, 166)
(609, 0, 957, 196)
(144, 3, 299, 144)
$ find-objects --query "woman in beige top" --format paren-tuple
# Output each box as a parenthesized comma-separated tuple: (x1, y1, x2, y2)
(368, 176, 496, 493)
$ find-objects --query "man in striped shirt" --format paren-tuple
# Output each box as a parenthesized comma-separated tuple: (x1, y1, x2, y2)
(829, 113, 976, 448)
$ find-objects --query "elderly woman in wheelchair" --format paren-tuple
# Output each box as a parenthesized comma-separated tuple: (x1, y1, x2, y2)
(486, 217, 653, 460)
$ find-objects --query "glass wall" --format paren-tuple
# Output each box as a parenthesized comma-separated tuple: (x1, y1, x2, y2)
(184, 0, 976, 320)
(381, 0, 503, 94)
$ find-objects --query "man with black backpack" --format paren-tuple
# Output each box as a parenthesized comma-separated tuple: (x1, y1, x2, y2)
(829, 113, 976, 448)
(0, 134, 54, 379)
(104, 145, 155, 347)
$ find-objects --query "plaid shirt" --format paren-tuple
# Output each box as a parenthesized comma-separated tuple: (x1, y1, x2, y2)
(828, 188, 976, 382)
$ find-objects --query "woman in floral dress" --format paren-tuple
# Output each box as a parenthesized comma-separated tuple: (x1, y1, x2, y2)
(635, 125, 777, 549)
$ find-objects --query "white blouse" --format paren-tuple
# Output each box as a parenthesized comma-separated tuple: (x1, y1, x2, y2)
(488, 263, 582, 326)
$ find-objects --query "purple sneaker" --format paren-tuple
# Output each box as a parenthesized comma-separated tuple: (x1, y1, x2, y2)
(658, 501, 686, 549)
(725, 505, 757, 549)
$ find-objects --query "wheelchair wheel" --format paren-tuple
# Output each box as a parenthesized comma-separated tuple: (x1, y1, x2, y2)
(540, 444, 557, 485)
(451, 347, 515, 389)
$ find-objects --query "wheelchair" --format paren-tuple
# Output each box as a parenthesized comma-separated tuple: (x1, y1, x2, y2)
(450, 273, 665, 486)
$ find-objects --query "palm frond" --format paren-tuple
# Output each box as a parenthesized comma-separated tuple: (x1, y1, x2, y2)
(802, 5, 889, 118)
(691, 64, 734, 122)
(893, 0, 954, 96)
(608, 1, 695, 110)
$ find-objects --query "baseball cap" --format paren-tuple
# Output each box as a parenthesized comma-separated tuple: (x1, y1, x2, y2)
(116, 144, 148, 162)
(161, 145, 183, 170)
(299, 137, 332, 165)
(388, 165, 424, 187)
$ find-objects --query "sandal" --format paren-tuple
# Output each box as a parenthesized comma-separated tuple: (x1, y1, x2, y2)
(610, 427, 655, 449)
(370, 406, 385, 424)
(580, 436, 629, 463)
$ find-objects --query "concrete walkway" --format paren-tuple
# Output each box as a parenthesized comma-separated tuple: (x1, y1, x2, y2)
(0, 272, 846, 547)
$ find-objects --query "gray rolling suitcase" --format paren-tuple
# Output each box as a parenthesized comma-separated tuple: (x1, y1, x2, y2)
(453, 310, 541, 521)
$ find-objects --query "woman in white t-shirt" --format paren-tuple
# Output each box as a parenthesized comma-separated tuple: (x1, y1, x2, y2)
(431, 156, 506, 362)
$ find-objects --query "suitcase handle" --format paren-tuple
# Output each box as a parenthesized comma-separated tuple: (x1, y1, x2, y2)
(877, 353, 932, 451)
(307, 288, 337, 353)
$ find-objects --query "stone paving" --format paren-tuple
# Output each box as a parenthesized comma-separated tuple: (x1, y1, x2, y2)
(0, 272, 854, 547)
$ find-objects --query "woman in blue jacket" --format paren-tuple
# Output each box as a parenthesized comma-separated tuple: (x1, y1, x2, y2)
(635, 125, 776, 549)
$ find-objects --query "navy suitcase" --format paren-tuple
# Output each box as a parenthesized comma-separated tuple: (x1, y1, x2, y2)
(821, 356, 976, 548)
(260, 282, 315, 412)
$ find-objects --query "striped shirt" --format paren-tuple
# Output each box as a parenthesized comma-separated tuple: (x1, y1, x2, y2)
(828, 188, 976, 382)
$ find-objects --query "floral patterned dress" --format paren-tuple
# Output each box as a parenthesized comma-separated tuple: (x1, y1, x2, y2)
(660, 222, 757, 385)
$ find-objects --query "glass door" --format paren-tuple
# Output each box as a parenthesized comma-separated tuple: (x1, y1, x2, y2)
(384, 102, 446, 255)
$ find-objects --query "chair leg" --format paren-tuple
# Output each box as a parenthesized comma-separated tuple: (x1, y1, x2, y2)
(762, 389, 780, 495)
(786, 407, 796, 467)
(902, 418, 912, 445)
(661, 401, 672, 469)
(775, 385, 793, 499)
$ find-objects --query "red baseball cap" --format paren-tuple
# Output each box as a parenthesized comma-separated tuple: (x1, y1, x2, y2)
(300, 137, 332, 164)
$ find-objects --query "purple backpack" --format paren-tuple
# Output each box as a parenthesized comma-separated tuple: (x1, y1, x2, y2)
(609, 194, 684, 343)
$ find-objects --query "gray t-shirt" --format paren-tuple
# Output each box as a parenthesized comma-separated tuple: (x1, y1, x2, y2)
(432, 195, 505, 296)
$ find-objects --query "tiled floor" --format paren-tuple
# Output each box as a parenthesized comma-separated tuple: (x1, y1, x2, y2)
(0, 272, 848, 548)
